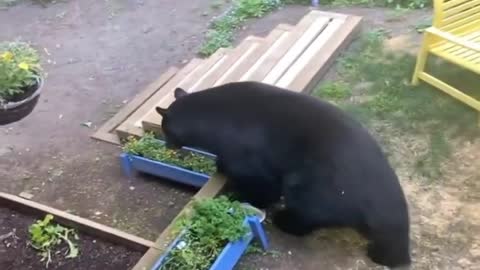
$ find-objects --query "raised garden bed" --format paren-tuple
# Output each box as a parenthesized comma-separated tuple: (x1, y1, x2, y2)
(149, 196, 269, 270)
(0, 192, 157, 270)
(120, 133, 217, 188)
(0, 207, 143, 270)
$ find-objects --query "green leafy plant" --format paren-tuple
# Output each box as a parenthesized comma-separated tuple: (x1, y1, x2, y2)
(158, 196, 256, 270)
(0, 41, 43, 102)
(28, 214, 79, 268)
(123, 132, 217, 175)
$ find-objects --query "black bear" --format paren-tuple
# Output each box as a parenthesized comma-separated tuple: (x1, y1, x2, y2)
(155, 81, 411, 269)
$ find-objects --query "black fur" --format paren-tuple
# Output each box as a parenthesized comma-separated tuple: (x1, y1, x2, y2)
(156, 81, 411, 268)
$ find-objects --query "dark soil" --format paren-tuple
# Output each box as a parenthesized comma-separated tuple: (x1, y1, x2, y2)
(0, 207, 144, 270)
(5, 78, 40, 103)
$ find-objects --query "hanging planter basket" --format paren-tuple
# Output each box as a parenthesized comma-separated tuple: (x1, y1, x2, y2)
(0, 76, 43, 126)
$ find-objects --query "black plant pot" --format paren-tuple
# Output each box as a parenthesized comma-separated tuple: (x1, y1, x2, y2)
(0, 77, 43, 126)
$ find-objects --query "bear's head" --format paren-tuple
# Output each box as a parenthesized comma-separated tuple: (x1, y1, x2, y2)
(155, 87, 190, 149)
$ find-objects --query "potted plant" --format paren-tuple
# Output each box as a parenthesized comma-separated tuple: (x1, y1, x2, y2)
(0, 41, 44, 125)
(120, 132, 217, 187)
(150, 196, 269, 270)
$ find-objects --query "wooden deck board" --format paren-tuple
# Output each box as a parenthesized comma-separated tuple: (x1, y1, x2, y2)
(95, 11, 361, 144)
(215, 25, 291, 85)
(244, 12, 322, 82)
(284, 15, 362, 93)
(263, 16, 332, 85)
(141, 40, 263, 134)
(139, 48, 230, 135)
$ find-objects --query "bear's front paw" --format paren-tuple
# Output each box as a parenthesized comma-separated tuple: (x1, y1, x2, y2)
(273, 209, 313, 237)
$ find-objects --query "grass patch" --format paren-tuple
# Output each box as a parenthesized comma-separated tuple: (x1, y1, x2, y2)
(199, 0, 284, 56)
(314, 81, 352, 101)
(0, 0, 59, 7)
(314, 29, 480, 179)
(283, 0, 430, 8)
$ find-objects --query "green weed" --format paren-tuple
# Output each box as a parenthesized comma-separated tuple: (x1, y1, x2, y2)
(28, 214, 79, 268)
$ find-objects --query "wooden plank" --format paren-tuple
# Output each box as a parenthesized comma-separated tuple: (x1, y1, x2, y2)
(284, 15, 363, 93)
(0, 192, 157, 252)
(131, 174, 226, 270)
(91, 68, 178, 145)
(246, 12, 324, 82)
(140, 48, 230, 135)
(193, 37, 262, 90)
(115, 58, 203, 141)
(215, 25, 292, 85)
(263, 16, 332, 85)
(277, 18, 345, 90)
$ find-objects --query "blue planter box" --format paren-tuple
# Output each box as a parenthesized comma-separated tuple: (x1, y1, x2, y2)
(150, 206, 269, 270)
(120, 140, 216, 188)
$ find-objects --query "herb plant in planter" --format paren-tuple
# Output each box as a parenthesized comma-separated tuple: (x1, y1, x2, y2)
(0, 41, 44, 125)
(151, 196, 269, 270)
(120, 133, 217, 187)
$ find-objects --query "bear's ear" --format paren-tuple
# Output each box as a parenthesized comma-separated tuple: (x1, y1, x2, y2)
(155, 106, 168, 117)
(174, 87, 188, 99)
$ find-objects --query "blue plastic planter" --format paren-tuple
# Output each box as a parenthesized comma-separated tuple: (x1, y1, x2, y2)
(149, 206, 269, 270)
(120, 139, 216, 188)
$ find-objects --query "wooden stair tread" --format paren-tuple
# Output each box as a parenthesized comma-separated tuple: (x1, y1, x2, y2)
(141, 38, 265, 133)
(92, 10, 363, 144)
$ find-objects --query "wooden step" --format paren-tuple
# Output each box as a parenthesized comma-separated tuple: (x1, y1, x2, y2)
(93, 10, 363, 144)
(278, 11, 362, 93)
(141, 38, 264, 134)
(115, 58, 203, 141)
(214, 24, 293, 85)
(248, 11, 328, 83)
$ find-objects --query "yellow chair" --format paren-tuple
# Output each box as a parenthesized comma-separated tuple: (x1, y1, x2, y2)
(411, 0, 480, 125)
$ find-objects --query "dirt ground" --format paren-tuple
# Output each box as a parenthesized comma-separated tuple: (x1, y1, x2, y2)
(1, 1, 479, 270)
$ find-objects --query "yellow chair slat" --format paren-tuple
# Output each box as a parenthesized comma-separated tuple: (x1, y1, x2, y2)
(443, 0, 477, 10)
(444, 1, 480, 17)
(443, 5, 480, 25)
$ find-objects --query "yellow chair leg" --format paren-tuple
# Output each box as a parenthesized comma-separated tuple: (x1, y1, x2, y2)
(411, 34, 431, 86)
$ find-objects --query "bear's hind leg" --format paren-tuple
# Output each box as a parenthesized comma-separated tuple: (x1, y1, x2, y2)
(366, 227, 411, 268)
(273, 208, 317, 236)
(273, 168, 350, 236)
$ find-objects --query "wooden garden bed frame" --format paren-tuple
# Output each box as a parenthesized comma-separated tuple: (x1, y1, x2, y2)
(0, 192, 158, 253)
